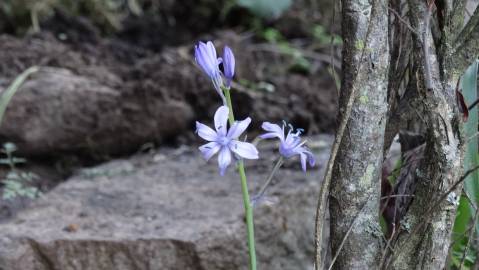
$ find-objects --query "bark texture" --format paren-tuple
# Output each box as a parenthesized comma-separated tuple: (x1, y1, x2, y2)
(328, 0, 389, 269)
(315, 0, 479, 269)
(387, 0, 467, 268)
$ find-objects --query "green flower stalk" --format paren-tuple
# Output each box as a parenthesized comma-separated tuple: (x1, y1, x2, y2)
(194, 40, 317, 270)
(194, 40, 257, 269)
(224, 87, 257, 270)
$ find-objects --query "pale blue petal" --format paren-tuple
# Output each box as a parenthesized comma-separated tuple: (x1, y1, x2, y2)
(260, 122, 284, 140)
(229, 140, 259, 159)
(195, 41, 220, 79)
(284, 131, 301, 146)
(196, 43, 213, 74)
(223, 46, 235, 85)
(227, 117, 251, 139)
(259, 132, 281, 139)
(299, 147, 315, 172)
(218, 147, 232, 176)
(206, 42, 219, 73)
(196, 121, 217, 141)
(195, 46, 209, 75)
(199, 142, 221, 161)
(214, 106, 229, 136)
(300, 153, 307, 172)
(206, 41, 217, 60)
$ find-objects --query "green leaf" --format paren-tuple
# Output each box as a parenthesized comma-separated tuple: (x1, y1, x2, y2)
(237, 0, 292, 19)
(462, 60, 479, 215)
(0, 66, 39, 127)
(452, 60, 479, 258)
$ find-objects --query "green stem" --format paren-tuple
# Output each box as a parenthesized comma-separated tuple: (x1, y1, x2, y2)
(223, 87, 257, 270)
(254, 156, 284, 201)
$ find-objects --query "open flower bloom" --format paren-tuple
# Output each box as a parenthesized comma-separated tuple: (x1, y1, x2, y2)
(260, 122, 315, 172)
(194, 41, 225, 101)
(196, 106, 259, 175)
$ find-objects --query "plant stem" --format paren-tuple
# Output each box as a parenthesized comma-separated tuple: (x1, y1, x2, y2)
(254, 157, 284, 202)
(223, 87, 257, 270)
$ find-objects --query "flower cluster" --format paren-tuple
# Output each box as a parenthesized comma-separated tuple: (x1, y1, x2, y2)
(193, 40, 318, 270)
(195, 41, 235, 104)
(260, 122, 315, 172)
(194, 40, 316, 175)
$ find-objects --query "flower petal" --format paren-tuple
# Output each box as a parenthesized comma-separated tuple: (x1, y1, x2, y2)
(300, 153, 307, 172)
(199, 142, 221, 161)
(206, 41, 217, 61)
(260, 122, 284, 140)
(218, 147, 232, 176)
(195, 43, 212, 74)
(229, 140, 259, 159)
(196, 121, 217, 141)
(259, 132, 280, 139)
(195, 41, 220, 79)
(223, 46, 235, 85)
(214, 106, 229, 136)
(299, 148, 315, 172)
(227, 117, 251, 139)
(204, 42, 217, 68)
(283, 132, 302, 150)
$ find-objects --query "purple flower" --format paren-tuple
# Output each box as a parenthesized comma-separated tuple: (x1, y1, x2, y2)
(194, 41, 224, 101)
(222, 46, 235, 88)
(260, 122, 315, 172)
(196, 106, 259, 175)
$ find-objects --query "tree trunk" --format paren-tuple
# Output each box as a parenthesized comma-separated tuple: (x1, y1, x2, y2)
(329, 0, 389, 268)
(389, 0, 468, 268)
(315, 0, 479, 269)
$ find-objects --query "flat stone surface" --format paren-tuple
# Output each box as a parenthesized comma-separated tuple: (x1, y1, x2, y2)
(0, 135, 332, 270)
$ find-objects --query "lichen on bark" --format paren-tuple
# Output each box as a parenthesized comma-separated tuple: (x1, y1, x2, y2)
(327, 0, 389, 269)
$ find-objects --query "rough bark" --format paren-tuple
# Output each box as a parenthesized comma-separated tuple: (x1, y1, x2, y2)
(383, 0, 413, 154)
(315, 0, 479, 269)
(327, 0, 389, 269)
(387, 0, 467, 269)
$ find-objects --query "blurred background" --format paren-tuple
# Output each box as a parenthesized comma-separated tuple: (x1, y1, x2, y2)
(0, 0, 340, 210)
(0, 2, 340, 268)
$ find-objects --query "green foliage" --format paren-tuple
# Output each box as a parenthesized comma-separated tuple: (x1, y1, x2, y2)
(387, 157, 402, 186)
(261, 27, 312, 74)
(0, 67, 41, 200)
(236, 0, 291, 19)
(450, 236, 477, 269)
(0, 143, 40, 200)
(312, 24, 342, 47)
(0, 66, 39, 126)
(451, 60, 479, 268)
(238, 79, 275, 93)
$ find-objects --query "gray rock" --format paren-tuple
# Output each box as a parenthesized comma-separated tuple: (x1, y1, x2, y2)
(0, 67, 193, 158)
(0, 136, 332, 270)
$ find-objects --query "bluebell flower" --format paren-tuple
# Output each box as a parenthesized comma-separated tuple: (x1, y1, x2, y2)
(196, 106, 259, 175)
(260, 122, 315, 172)
(195, 41, 225, 102)
(222, 46, 235, 88)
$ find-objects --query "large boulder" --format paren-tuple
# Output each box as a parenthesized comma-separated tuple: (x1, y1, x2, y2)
(0, 67, 193, 158)
(0, 135, 332, 270)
